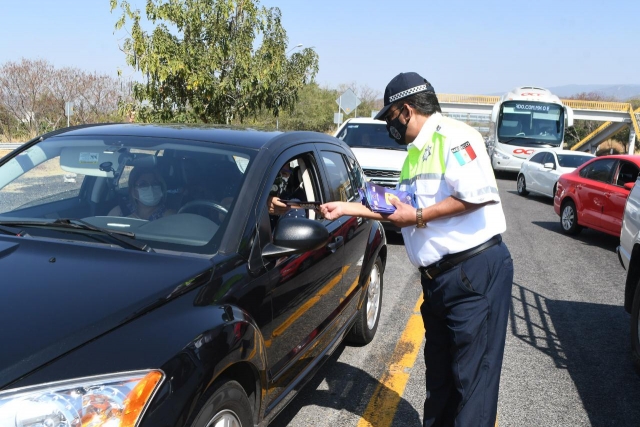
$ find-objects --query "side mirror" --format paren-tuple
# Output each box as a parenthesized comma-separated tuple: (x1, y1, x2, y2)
(543, 162, 555, 170)
(624, 182, 635, 191)
(491, 103, 500, 124)
(565, 106, 574, 128)
(262, 218, 330, 259)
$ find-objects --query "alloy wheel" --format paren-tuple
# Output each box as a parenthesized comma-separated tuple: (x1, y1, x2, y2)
(366, 263, 381, 330)
(562, 205, 574, 230)
(206, 410, 243, 427)
(517, 176, 525, 193)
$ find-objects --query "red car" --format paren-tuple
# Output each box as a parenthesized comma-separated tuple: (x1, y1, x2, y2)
(554, 155, 640, 237)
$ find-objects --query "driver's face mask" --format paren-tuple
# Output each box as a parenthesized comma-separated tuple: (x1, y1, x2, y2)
(137, 185, 163, 207)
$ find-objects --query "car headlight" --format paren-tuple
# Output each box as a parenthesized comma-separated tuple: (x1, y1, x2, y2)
(0, 370, 163, 427)
(493, 150, 510, 160)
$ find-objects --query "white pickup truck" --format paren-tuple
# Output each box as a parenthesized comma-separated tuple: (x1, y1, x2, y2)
(617, 178, 640, 375)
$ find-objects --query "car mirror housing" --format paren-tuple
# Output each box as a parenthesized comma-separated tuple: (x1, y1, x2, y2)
(624, 182, 635, 191)
(262, 218, 330, 259)
(543, 162, 555, 170)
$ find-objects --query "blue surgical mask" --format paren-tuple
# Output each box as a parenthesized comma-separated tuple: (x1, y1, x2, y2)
(137, 185, 163, 207)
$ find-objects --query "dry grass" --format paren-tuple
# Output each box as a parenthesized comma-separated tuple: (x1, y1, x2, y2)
(0, 150, 11, 158)
(596, 139, 627, 156)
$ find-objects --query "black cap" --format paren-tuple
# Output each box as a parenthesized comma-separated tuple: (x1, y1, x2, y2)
(374, 72, 435, 121)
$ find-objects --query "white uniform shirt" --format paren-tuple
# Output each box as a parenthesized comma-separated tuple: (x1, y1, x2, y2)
(398, 113, 506, 267)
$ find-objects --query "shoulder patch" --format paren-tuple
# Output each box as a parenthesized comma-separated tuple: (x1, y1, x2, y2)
(451, 141, 477, 166)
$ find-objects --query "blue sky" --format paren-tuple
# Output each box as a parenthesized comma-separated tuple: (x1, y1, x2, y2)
(1, 0, 638, 96)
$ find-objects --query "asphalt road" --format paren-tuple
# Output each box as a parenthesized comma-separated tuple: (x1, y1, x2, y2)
(271, 176, 640, 427)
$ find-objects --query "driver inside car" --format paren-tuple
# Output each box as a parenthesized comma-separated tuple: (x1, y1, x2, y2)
(108, 166, 176, 221)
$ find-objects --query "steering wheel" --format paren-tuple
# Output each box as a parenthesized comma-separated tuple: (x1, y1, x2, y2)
(178, 200, 228, 222)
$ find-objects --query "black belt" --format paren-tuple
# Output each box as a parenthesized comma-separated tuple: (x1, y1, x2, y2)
(419, 235, 502, 280)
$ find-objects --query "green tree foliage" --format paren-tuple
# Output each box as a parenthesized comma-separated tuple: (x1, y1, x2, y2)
(244, 83, 338, 132)
(110, 0, 319, 124)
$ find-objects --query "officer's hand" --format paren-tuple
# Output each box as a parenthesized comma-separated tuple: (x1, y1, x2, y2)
(320, 202, 345, 220)
(387, 198, 419, 228)
(268, 196, 289, 215)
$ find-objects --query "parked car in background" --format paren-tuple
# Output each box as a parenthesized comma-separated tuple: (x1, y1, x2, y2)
(616, 175, 640, 375)
(517, 149, 594, 198)
(0, 124, 386, 426)
(335, 118, 407, 233)
(334, 118, 407, 189)
(554, 155, 640, 237)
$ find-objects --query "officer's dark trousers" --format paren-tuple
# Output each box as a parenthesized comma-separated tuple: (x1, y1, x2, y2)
(420, 241, 513, 427)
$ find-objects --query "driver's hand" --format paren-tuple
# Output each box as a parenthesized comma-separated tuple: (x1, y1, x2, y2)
(268, 196, 289, 215)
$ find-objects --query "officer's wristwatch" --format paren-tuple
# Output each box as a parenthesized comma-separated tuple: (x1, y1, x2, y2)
(416, 208, 426, 228)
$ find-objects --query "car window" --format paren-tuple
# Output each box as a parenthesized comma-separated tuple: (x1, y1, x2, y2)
(615, 161, 640, 187)
(0, 136, 255, 255)
(529, 153, 546, 164)
(541, 153, 554, 166)
(336, 123, 407, 151)
(584, 158, 617, 183)
(0, 155, 86, 212)
(269, 154, 320, 222)
(321, 151, 357, 202)
(557, 154, 594, 168)
(343, 154, 365, 203)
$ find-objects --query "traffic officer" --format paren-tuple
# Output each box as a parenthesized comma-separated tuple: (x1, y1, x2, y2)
(320, 72, 513, 427)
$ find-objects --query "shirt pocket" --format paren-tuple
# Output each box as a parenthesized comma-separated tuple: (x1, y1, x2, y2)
(415, 178, 445, 199)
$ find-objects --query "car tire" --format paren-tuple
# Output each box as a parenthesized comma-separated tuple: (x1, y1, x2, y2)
(188, 380, 254, 427)
(517, 174, 529, 196)
(631, 279, 640, 376)
(560, 199, 582, 235)
(346, 256, 383, 346)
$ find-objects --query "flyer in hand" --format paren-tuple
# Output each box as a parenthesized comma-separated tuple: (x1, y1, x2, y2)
(359, 182, 416, 214)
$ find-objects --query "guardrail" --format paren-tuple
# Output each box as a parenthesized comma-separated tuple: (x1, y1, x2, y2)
(0, 144, 22, 150)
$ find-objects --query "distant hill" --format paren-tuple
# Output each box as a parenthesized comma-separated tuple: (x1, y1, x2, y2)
(493, 84, 640, 100)
(546, 84, 640, 100)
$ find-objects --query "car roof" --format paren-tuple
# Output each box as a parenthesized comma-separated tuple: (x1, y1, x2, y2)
(343, 118, 386, 125)
(39, 123, 343, 151)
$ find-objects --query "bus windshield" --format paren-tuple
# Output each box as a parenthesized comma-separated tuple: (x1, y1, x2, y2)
(498, 101, 564, 145)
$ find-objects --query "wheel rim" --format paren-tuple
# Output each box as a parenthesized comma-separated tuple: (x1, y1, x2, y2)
(366, 263, 381, 330)
(562, 205, 574, 230)
(517, 176, 525, 193)
(206, 409, 243, 427)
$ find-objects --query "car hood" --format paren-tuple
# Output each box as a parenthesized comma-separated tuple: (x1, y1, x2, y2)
(0, 236, 213, 389)
(350, 148, 407, 170)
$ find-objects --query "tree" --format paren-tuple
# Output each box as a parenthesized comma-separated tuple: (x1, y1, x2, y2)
(111, 0, 319, 124)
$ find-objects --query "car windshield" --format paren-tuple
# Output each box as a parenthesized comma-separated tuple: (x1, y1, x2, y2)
(0, 135, 255, 255)
(557, 154, 593, 168)
(336, 123, 407, 151)
(498, 101, 564, 145)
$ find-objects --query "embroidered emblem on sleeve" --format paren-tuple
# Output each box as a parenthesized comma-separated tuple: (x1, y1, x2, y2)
(451, 141, 477, 166)
(423, 145, 432, 162)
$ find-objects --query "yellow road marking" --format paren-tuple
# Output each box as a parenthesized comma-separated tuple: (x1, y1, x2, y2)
(272, 266, 349, 338)
(357, 295, 424, 427)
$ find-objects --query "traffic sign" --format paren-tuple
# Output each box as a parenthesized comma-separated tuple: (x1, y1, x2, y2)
(336, 89, 360, 115)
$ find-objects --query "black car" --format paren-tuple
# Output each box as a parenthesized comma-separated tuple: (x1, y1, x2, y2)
(0, 124, 386, 426)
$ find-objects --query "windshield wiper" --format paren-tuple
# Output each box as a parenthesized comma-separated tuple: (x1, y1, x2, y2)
(0, 224, 28, 237)
(0, 219, 153, 252)
(500, 137, 535, 145)
(373, 146, 407, 151)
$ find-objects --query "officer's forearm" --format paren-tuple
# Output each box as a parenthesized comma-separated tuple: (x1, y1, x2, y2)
(341, 202, 387, 221)
(422, 196, 491, 222)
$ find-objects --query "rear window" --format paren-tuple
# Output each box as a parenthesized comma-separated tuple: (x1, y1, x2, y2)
(336, 123, 407, 151)
(557, 154, 593, 168)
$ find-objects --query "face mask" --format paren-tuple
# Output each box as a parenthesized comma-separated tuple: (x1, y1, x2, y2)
(386, 107, 409, 144)
(137, 185, 163, 207)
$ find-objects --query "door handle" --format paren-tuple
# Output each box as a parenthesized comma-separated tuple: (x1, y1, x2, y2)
(327, 236, 344, 253)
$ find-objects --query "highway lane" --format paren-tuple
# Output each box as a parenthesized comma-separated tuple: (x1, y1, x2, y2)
(271, 176, 640, 427)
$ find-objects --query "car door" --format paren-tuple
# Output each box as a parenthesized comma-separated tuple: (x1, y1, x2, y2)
(526, 152, 547, 193)
(538, 152, 559, 196)
(262, 147, 346, 393)
(321, 149, 373, 316)
(602, 160, 640, 235)
(576, 158, 618, 229)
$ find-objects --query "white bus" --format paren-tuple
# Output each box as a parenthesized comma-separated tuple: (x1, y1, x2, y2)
(486, 86, 574, 173)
